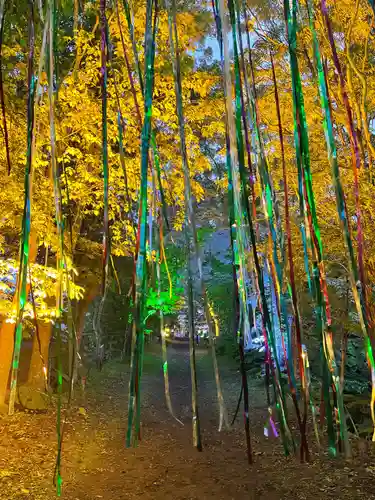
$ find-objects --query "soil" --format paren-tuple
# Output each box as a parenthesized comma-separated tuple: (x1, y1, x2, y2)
(1, 341, 375, 500)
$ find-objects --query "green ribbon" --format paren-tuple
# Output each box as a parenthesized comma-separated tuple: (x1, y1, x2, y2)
(284, 0, 350, 457)
(0, 1, 10, 175)
(229, 0, 294, 456)
(8, 0, 36, 418)
(167, 0, 203, 450)
(306, 0, 375, 456)
(100, 0, 110, 295)
(213, 0, 255, 461)
(121, 0, 169, 231)
(126, 0, 158, 448)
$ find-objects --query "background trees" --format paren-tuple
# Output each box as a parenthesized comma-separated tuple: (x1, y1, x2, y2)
(0, 0, 224, 407)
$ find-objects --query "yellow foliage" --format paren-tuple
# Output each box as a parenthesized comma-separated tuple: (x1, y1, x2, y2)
(0, 1, 224, 300)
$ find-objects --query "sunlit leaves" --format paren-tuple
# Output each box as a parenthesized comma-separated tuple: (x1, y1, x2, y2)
(0, 260, 84, 324)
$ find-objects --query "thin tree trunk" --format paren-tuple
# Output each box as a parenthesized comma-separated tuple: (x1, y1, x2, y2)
(27, 321, 52, 389)
(0, 321, 17, 407)
(75, 284, 99, 349)
(70, 283, 99, 387)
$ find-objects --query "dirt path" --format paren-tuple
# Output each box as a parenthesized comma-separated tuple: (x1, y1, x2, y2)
(1, 342, 375, 499)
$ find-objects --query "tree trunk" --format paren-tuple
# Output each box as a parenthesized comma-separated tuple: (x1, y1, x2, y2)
(0, 321, 17, 407)
(71, 283, 99, 386)
(27, 321, 52, 389)
(75, 284, 99, 349)
(0, 232, 38, 406)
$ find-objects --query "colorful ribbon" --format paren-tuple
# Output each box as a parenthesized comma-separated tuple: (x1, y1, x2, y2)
(126, 0, 158, 448)
(8, 0, 36, 417)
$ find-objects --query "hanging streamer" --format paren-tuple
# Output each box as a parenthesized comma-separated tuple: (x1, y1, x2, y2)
(240, 4, 300, 455)
(166, 0, 202, 449)
(117, 110, 132, 213)
(270, 50, 310, 461)
(122, 0, 144, 94)
(119, 0, 169, 231)
(306, 0, 375, 444)
(216, 0, 260, 463)
(154, 168, 183, 425)
(284, 0, 336, 455)
(231, 0, 258, 240)
(167, 0, 229, 435)
(0, 0, 10, 175)
(100, 0, 110, 294)
(8, 0, 36, 417)
(47, 0, 65, 492)
(22, 0, 67, 494)
(284, 0, 349, 457)
(320, 0, 368, 319)
(212, 0, 256, 460)
(228, 0, 293, 456)
(126, 0, 158, 448)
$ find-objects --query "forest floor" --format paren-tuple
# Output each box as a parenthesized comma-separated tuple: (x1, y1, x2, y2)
(1, 341, 375, 500)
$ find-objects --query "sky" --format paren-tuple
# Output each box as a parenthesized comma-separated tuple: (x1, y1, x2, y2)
(194, 28, 253, 67)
